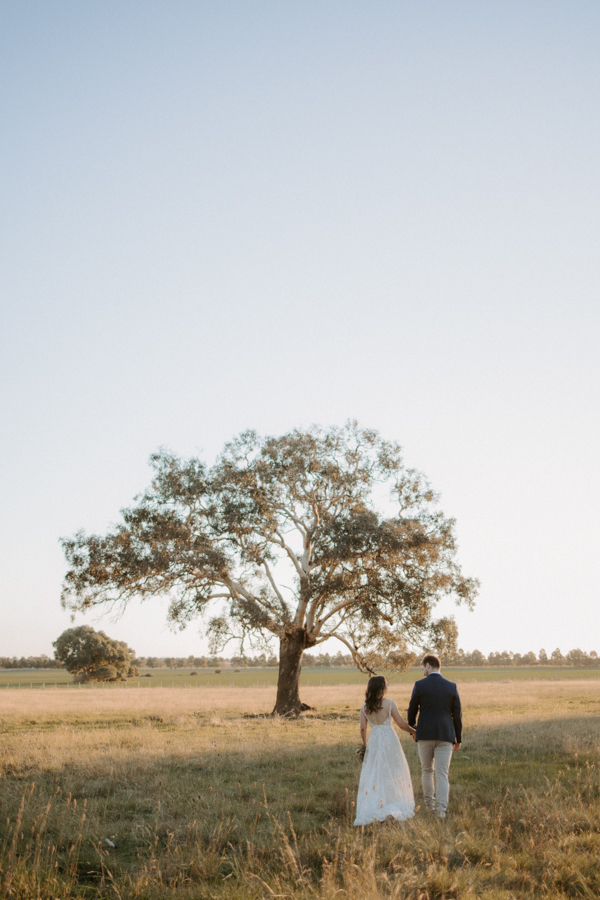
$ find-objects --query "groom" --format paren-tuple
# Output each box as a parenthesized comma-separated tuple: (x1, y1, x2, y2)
(407, 654, 462, 819)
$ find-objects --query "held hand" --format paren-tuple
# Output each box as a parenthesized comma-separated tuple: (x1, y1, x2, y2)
(452, 742, 461, 752)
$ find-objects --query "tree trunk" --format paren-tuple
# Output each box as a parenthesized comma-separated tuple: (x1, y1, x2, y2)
(273, 629, 311, 716)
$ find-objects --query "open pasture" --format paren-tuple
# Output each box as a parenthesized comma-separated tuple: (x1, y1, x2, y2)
(1, 666, 599, 691)
(0, 681, 599, 899)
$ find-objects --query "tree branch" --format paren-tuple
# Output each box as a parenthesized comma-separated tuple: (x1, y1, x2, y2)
(272, 529, 304, 577)
(279, 509, 308, 538)
(261, 559, 289, 611)
(313, 597, 358, 632)
(327, 632, 364, 664)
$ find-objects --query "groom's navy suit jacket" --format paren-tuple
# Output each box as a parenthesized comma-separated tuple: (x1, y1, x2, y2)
(407, 673, 462, 743)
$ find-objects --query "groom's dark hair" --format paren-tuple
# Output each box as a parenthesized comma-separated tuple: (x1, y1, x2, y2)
(422, 654, 441, 669)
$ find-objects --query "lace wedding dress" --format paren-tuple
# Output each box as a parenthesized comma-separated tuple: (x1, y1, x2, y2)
(354, 701, 415, 826)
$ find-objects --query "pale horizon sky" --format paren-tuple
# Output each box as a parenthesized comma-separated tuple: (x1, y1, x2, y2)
(1, 1, 599, 661)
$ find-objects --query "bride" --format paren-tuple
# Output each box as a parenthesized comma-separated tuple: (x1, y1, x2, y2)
(354, 675, 416, 826)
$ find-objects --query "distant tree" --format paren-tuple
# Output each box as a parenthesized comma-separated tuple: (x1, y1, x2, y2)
(53, 626, 135, 682)
(187, 654, 207, 668)
(444, 648, 465, 666)
(566, 648, 590, 667)
(465, 649, 487, 667)
(520, 651, 537, 666)
(60, 423, 478, 715)
(165, 657, 186, 669)
(207, 656, 221, 667)
(247, 654, 266, 668)
(538, 649, 548, 665)
(550, 648, 565, 665)
(496, 651, 513, 666)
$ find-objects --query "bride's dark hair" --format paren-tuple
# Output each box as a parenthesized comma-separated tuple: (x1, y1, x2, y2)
(364, 676, 387, 714)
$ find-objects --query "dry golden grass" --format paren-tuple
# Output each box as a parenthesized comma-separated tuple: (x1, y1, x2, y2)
(0, 681, 599, 899)
(4, 678, 598, 730)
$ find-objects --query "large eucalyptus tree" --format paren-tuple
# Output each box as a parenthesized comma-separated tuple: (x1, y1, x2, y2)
(61, 423, 478, 715)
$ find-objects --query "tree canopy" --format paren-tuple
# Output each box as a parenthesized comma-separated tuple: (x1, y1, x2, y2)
(61, 422, 478, 713)
(53, 625, 136, 682)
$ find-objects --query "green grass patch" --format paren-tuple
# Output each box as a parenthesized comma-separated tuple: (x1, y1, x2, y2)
(1, 665, 599, 691)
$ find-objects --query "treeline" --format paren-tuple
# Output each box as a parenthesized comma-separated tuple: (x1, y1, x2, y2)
(0, 655, 64, 669)
(132, 649, 599, 669)
(3, 648, 598, 670)
(443, 648, 600, 667)
(133, 649, 598, 669)
(131, 651, 353, 669)
(132, 654, 281, 669)
(301, 652, 354, 667)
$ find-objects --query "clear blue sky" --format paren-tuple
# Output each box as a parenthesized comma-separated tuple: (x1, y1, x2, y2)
(1, 1, 599, 659)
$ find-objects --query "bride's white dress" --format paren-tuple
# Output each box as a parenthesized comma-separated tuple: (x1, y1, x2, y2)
(354, 701, 415, 826)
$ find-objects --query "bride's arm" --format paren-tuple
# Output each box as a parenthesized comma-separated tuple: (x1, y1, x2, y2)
(390, 700, 416, 736)
(359, 706, 368, 747)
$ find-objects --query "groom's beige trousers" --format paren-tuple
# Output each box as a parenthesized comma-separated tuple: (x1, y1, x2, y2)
(417, 741, 454, 816)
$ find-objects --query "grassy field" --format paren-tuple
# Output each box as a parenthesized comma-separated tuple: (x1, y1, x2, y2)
(0, 680, 599, 899)
(1, 666, 599, 690)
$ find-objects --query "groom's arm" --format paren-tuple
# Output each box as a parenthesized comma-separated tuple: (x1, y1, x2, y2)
(451, 688, 462, 744)
(407, 684, 419, 731)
